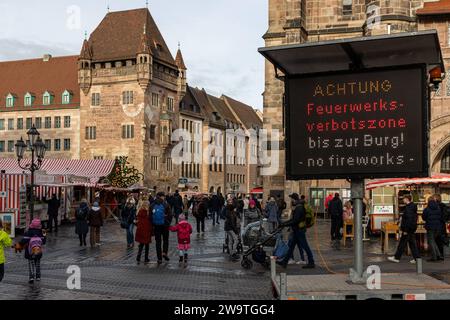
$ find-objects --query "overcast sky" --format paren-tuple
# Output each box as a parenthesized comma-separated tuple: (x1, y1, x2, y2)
(0, 0, 268, 109)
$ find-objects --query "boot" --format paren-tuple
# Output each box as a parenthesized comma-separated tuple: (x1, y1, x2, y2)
(179, 256, 184, 264)
(184, 254, 188, 267)
(334, 240, 341, 251)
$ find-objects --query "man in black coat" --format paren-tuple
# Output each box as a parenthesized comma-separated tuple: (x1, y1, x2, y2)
(209, 194, 221, 226)
(277, 193, 315, 269)
(172, 190, 184, 224)
(388, 195, 420, 263)
(423, 199, 445, 262)
(328, 193, 343, 249)
(44, 194, 60, 233)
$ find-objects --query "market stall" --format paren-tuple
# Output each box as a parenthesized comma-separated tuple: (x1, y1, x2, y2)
(0, 158, 115, 229)
(366, 174, 450, 234)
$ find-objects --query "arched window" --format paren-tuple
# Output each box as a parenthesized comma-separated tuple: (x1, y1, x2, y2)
(441, 145, 450, 173)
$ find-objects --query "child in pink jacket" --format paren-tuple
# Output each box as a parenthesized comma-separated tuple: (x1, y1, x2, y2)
(169, 214, 192, 266)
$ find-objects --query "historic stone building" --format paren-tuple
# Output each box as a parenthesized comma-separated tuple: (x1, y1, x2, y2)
(1, 7, 263, 193)
(178, 85, 206, 191)
(77, 8, 183, 191)
(0, 55, 80, 160)
(263, 0, 450, 209)
(222, 95, 263, 194)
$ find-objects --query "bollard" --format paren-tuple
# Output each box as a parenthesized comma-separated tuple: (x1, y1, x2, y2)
(416, 258, 423, 274)
(270, 256, 276, 281)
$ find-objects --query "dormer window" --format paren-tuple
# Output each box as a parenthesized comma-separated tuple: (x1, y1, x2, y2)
(43, 91, 54, 105)
(24, 92, 35, 106)
(6, 93, 17, 107)
(62, 90, 72, 104)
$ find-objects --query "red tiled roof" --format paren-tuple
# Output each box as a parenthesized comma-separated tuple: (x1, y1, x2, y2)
(417, 0, 450, 15)
(222, 95, 262, 130)
(87, 8, 175, 66)
(189, 86, 224, 127)
(207, 92, 238, 123)
(0, 55, 79, 111)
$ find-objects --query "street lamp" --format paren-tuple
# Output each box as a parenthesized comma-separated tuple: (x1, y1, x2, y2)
(15, 125, 46, 218)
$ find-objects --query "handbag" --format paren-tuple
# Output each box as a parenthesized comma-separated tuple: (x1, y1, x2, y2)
(120, 220, 128, 229)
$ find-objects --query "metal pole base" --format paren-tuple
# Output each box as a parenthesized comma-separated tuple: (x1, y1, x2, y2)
(349, 268, 368, 284)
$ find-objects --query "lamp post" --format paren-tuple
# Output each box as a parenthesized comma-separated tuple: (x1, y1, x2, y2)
(15, 125, 46, 218)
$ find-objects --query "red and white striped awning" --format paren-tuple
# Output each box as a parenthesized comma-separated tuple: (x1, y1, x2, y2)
(0, 158, 115, 182)
(366, 174, 450, 190)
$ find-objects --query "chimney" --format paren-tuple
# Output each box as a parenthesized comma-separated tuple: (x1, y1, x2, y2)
(43, 54, 52, 62)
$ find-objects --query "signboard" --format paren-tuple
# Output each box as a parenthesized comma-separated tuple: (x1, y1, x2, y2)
(285, 65, 428, 180)
(372, 205, 394, 214)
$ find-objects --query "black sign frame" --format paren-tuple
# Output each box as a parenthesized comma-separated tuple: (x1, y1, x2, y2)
(284, 64, 430, 181)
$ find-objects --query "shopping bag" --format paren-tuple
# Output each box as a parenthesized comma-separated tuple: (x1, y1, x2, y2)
(272, 234, 289, 261)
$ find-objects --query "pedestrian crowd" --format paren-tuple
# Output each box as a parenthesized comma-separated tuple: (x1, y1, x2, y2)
(1, 188, 448, 285)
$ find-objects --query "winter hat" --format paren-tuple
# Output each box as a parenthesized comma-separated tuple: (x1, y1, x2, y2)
(179, 214, 186, 221)
(30, 218, 42, 229)
(249, 199, 256, 207)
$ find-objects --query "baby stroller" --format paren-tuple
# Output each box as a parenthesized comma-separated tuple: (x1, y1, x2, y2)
(241, 223, 284, 270)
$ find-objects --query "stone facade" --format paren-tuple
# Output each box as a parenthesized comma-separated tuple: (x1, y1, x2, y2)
(263, 0, 450, 202)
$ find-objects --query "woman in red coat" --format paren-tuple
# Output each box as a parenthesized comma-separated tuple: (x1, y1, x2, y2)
(135, 200, 152, 264)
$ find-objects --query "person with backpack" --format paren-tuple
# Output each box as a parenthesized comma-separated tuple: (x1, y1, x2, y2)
(19, 218, 46, 283)
(277, 193, 315, 269)
(388, 195, 421, 264)
(328, 193, 344, 250)
(423, 199, 445, 262)
(121, 197, 137, 248)
(150, 192, 172, 265)
(169, 213, 193, 267)
(0, 219, 13, 282)
(75, 199, 90, 247)
(88, 202, 103, 247)
(135, 200, 152, 264)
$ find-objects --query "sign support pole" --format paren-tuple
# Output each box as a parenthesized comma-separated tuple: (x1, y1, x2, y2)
(349, 178, 366, 284)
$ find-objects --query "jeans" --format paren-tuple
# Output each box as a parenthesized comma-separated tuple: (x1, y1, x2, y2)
(126, 224, 135, 246)
(394, 231, 420, 260)
(90, 226, 101, 247)
(154, 225, 169, 261)
(211, 211, 220, 225)
(47, 215, 58, 232)
(331, 216, 343, 241)
(288, 232, 305, 261)
(0, 263, 4, 282)
(196, 217, 205, 232)
(283, 229, 314, 265)
(137, 243, 150, 262)
(427, 229, 444, 260)
(28, 258, 41, 279)
(227, 230, 238, 255)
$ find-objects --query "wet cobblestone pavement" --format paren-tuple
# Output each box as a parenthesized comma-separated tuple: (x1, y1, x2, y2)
(1, 217, 448, 300)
